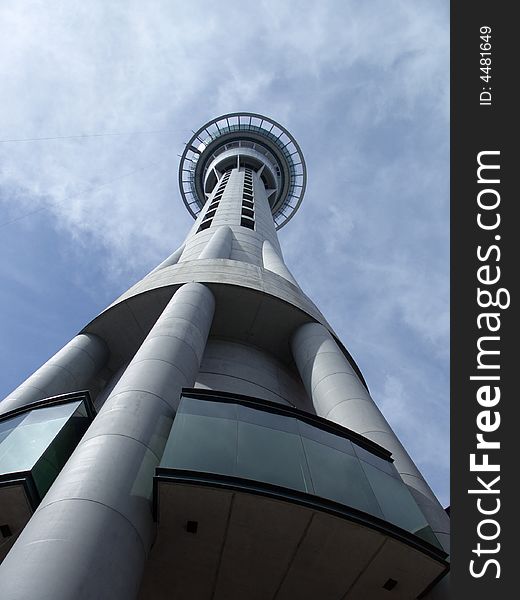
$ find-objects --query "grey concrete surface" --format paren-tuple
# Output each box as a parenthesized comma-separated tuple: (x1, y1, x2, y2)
(180, 167, 281, 266)
(1, 138, 449, 598)
(139, 484, 447, 600)
(262, 239, 298, 286)
(0, 282, 215, 600)
(195, 338, 310, 410)
(198, 226, 233, 260)
(0, 332, 108, 415)
(291, 321, 450, 554)
(105, 258, 327, 326)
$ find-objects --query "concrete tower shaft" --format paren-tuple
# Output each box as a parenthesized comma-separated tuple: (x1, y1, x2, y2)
(0, 113, 449, 600)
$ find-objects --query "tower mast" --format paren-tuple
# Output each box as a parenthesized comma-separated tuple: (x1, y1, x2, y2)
(0, 113, 449, 599)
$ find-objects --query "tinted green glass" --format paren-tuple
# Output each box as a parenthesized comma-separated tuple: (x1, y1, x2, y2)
(353, 444, 398, 477)
(237, 421, 311, 493)
(161, 413, 237, 477)
(361, 462, 439, 546)
(0, 402, 81, 473)
(297, 420, 355, 455)
(21, 401, 80, 425)
(179, 397, 237, 420)
(32, 409, 91, 497)
(237, 404, 298, 434)
(413, 524, 443, 548)
(165, 396, 441, 547)
(0, 413, 25, 446)
(302, 437, 384, 519)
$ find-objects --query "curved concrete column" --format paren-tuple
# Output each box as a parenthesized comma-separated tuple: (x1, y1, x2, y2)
(0, 333, 108, 415)
(262, 240, 298, 286)
(198, 225, 233, 260)
(0, 282, 215, 600)
(291, 322, 450, 553)
(147, 243, 185, 275)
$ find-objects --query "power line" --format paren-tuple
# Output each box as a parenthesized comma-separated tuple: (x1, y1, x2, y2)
(0, 159, 167, 229)
(0, 129, 178, 144)
(0, 206, 47, 228)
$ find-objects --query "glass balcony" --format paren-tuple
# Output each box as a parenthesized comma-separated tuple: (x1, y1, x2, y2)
(0, 392, 93, 503)
(157, 390, 442, 552)
(0, 391, 94, 560)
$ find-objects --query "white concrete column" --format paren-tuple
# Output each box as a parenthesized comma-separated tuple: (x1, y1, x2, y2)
(262, 240, 298, 286)
(291, 322, 450, 553)
(251, 170, 282, 254)
(0, 333, 108, 415)
(0, 282, 215, 600)
(198, 225, 233, 259)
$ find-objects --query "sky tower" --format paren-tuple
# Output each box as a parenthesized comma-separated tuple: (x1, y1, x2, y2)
(0, 113, 449, 599)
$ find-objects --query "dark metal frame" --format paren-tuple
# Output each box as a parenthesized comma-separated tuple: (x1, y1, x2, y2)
(0, 390, 96, 423)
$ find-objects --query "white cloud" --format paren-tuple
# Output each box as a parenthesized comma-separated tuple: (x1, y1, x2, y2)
(0, 0, 449, 503)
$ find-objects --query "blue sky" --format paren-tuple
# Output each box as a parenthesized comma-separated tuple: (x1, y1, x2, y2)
(0, 1, 450, 506)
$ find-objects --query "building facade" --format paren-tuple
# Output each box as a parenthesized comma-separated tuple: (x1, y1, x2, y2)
(0, 113, 450, 599)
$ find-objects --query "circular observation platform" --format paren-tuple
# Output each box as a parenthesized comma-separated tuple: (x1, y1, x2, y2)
(139, 390, 449, 600)
(178, 112, 307, 229)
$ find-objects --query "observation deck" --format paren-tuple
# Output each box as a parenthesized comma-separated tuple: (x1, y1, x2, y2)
(178, 112, 307, 229)
(139, 390, 449, 600)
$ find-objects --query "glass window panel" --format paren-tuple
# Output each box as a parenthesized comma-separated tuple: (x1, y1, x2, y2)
(0, 398, 89, 505)
(353, 444, 398, 477)
(21, 401, 81, 425)
(302, 438, 383, 519)
(179, 398, 237, 420)
(237, 421, 310, 493)
(413, 524, 443, 548)
(0, 413, 26, 445)
(32, 457, 60, 497)
(297, 421, 355, 455)
(361, 462, 434, 542)
(37, 411, 89, 472)
(0, 405, 79, 473)
(237, 404, 298, 434)
(161, 397, 443, 549)
(161, 413, 237, 477)
(32, 411, 90, 497)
